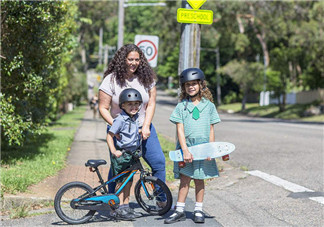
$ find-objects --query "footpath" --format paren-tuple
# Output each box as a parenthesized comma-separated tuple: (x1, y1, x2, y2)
(2, 89, 246, 217)
(2, 108, 110, 208)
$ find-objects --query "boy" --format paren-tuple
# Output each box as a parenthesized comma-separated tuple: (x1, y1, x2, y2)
(107, 88, 143, 221)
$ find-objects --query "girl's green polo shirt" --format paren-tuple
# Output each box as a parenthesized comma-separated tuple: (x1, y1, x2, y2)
(169, 98, 221, 179)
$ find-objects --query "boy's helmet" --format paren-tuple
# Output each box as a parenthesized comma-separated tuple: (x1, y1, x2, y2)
(119, 88, 142, 108)
(179, 68, 205, 84)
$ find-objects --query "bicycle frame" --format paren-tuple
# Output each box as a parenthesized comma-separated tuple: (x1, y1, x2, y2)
(75, 153, 153, 210)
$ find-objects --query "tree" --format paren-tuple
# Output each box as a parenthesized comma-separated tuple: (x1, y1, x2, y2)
(221, 60, 263, 111)
(1, 1, 78, 146)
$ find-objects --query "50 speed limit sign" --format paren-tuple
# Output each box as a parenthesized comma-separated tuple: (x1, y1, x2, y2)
(135, 35, 159, 68)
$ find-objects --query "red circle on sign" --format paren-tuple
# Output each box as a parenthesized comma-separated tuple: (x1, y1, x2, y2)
(136, 40, 158, 62)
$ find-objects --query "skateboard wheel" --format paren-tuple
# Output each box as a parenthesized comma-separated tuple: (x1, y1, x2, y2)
(222, 154, 229, 161)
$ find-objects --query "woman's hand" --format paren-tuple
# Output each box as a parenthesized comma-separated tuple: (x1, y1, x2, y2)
(141, 125, 151, 140)
(115, 133, 121, 140)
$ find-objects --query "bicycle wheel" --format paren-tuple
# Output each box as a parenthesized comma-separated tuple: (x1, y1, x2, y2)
(134, 176, 172, 215)
(54, 181, 96, 224)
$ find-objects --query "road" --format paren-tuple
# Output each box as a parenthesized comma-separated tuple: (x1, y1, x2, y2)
(2, 89, 323, 226)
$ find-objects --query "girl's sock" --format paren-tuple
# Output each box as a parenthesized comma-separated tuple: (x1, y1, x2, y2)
(194, 202, 203, 216)
(175, 202, 185, 213)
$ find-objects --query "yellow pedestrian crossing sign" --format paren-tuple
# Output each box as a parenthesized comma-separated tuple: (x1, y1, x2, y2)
(187, 0, 206, 9)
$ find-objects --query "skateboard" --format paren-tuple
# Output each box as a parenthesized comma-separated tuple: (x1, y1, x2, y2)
(169, 142, 235, 162)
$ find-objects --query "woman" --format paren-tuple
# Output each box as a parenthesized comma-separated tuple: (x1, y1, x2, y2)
(98, 44, 166, 207)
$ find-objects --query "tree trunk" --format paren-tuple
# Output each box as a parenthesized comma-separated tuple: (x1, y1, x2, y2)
(248, 5, 270, 67)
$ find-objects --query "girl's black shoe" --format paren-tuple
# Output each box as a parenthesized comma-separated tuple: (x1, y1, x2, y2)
(164, 211, 186, 224)
(193, 210, 205, 223)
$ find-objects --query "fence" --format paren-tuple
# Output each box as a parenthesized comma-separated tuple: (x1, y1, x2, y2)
(260, 89, 324, 106)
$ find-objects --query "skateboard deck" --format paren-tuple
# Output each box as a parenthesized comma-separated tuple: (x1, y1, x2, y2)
(169, 142, 235, 162)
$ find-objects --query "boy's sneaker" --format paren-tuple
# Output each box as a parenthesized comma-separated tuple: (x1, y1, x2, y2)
(125, 207, 142, 218)
(164, 211, 186, 224)
(193, 210, 205, 223)
(111, 208, 136, 221)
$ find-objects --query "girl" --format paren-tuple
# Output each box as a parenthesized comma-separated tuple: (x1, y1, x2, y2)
(165, 68, 221, 224)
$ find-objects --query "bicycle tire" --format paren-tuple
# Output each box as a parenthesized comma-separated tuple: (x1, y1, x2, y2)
(54, 181, 96, 224)
(134, 176, 172, 215)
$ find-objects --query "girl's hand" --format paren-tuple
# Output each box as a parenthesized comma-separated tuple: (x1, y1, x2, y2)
(183, 151, 193, 163)
(205, 157, 212, 161)
(112, 150, 123, 158)
(141, 125, 151, 140)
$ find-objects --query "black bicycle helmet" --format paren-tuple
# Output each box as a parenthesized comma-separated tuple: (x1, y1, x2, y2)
(179, 68, 205, 84)
(119, 88, 143, 108)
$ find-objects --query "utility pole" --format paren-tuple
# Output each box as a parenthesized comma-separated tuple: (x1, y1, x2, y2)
(216, 47, 221, 105)
(103, 45, 109, 70)
(117, 0, 166, 50)
(98, 27, 103, 65)
(178, 0, 201, 75)
(118, 0, 125, 49)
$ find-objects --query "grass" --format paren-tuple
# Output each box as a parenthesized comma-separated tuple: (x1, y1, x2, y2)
(218, 102, 324, 122)
(1, 104, 87, 195)
(157, 134, 225, 183)
(2, 200, 54, 219)
(157, 134, 176, 182)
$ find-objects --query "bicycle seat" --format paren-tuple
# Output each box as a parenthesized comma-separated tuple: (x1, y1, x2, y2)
(85, 159, 107, 168)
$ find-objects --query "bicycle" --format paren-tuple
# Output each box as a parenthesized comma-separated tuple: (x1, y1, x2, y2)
(54, 150, 173, 224)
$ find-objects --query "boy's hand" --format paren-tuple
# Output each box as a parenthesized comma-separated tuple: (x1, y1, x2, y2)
(205, 157, 212, 161)
(112, 150, 123, 158)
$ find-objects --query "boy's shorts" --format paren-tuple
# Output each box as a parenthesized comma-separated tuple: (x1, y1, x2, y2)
(110, 151, 136, 183)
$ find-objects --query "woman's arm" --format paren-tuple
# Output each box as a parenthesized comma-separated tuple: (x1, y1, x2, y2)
(177, 123, 193, 163)
(99, 90, 114, 125)
(141, 86, 156, 140)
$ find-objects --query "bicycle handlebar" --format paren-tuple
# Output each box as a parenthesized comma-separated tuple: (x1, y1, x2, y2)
(122, 148, 142, 160)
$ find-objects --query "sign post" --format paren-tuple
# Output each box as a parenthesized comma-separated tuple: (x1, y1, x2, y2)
(135, 35, 159, 68)
(177, 0, 213, 74)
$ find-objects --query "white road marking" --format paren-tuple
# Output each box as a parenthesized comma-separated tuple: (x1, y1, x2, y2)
(274, 122, 323, 130)
(246, 170, 324, 205)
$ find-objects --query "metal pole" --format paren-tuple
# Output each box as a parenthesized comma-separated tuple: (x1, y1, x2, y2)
(103, 45, 109, 70)
(178, 0, 201, 75)
(99, 27, 103, 65)
(118, 0, 125, 49)
(263, 55, 267, 106)
(216, 47, 221, 105)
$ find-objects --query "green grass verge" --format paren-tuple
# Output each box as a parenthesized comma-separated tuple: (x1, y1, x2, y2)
(218, 102, 324, 122)
(157, 134, 176, 183)
(1, 105, 87, 195)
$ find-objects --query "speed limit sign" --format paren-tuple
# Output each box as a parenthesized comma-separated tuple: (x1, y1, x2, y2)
(135, 35, 159, 68)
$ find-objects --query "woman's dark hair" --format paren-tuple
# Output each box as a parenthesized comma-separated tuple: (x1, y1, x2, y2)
(103, 44, 156, 89)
